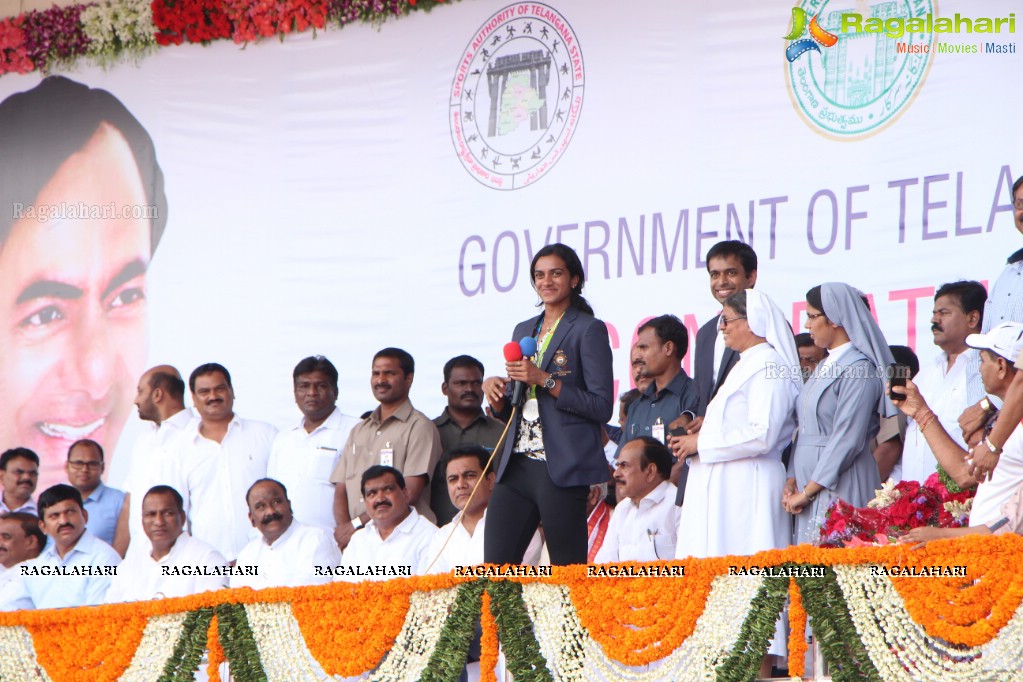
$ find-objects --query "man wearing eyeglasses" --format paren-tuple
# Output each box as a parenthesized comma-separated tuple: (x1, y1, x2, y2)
(0, 448, 39, 515)
(65, 439, 127, 556)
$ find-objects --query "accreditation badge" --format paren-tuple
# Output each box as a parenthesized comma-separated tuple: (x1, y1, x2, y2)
(523, 398, 540, 422)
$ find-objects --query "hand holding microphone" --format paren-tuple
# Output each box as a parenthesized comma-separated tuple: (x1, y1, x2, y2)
(505, 337, 539, 407)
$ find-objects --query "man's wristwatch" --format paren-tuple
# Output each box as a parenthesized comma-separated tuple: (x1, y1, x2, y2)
(985, 436, 1003, 456)
(543, 375, 557, 391)
(980, 397, 995, 414)
(351, 517, 364, 531)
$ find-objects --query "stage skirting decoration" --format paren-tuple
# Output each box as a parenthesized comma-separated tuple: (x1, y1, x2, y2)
(0, 535, 1021, 681)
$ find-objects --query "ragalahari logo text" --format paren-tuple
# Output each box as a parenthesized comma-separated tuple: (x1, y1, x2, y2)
(784, 7, 838, 62)
(449, 3, 584, 191)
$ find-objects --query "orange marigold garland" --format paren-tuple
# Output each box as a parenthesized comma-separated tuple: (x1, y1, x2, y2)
(479, 588, 499, 682)
(24, 609, 149, 681)
(886, 535, 1023, 646)
(206, 614, 224, 682)
(787, 577, 807, 678)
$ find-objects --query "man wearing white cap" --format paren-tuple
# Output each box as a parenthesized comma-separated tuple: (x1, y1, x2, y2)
(893, 322, 1023, 544)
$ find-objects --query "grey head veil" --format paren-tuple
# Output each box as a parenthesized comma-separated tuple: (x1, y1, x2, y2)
(820, 282, 898, 418)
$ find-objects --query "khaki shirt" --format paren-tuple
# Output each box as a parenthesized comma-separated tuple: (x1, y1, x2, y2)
(330, 400, 442, 522)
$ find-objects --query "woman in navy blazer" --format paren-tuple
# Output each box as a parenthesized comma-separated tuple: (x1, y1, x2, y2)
(482, 243, 614, 565)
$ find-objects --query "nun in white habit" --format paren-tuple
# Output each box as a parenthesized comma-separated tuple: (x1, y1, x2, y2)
(785, 282, 897, 544)
(673, 289, 801, 560)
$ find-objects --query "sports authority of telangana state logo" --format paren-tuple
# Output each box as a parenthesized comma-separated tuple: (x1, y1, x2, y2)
(450, 3, 584, 190)
(784, 0, 934, 138)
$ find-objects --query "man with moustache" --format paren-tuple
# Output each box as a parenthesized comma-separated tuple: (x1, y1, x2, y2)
(2, 484, 120, 610)
(430, 356, 505, 526)
(105, 486, 228, 602)
(0, 449, 39, 515)
(795, 333, 827, 381)
(0, 512, 45, 573)
(331, 348, 442, 551)
(595, 437, 679, 563)
(0, 513, 45, 608)
(618, 316, 698, 495)
(267, 356, 360, 531)
(231, 479, 339, 589)
(178, 363, 277, 561)
(338, 466, 438, 581)
(65, 439, 127, 554)
(124, 366, 193, 554)
(892, 282, 987, 483)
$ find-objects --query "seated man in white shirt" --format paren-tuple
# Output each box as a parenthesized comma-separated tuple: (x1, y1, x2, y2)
(2, 484, 120, 610)
(0, 513, 44, 610)
(231, 479, 340, 590)
(106, 485, 228, 602)
(339, 465, 438, 582)
(595, 437, 679, 563)
(425, 446, 541, 573)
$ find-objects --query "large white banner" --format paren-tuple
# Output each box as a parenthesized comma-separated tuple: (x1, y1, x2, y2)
(0, 0, 1019, 487)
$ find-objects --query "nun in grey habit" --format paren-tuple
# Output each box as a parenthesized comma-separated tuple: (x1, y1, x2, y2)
(786, 282, 898, 544)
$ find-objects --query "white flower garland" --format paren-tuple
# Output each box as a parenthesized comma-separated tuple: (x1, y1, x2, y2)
(244, 602, 332, 681)
(80, 0, 157, 67)
(982, 595, 1023, 674)
(832, 565, 1022, 681)
(521, 575, 763, 681)
(0, 625, 51, 681)
(369, 586, 461, 682)
(119, 612, 190, 682)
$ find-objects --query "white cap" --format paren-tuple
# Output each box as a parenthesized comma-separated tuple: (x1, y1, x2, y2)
(966, 322, 1023, 363)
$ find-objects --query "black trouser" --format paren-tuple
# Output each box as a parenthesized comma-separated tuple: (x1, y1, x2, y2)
(483, 454, 589, 565)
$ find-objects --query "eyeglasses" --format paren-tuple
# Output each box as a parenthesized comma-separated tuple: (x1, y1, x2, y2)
(67, 461, 102, 471)
(806, 312, 826, 320)
(718, 315, 746, 328)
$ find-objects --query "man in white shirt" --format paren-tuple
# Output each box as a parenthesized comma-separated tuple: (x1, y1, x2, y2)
(178, 363, 277, 561)
(124, 366, 194, 555)
(897, 322, 1023, 545)
(896, 281, 987, 483)
(595, 437, 679, 563)
(2, 485, 121, 610)
(106, 485, 228, 602)
(425, 446, 541, 573)
(0, 449, 39, 515)
(339, 466, 437, 582)
(267, 356, 360, 531)
(231, 479, 340, 589)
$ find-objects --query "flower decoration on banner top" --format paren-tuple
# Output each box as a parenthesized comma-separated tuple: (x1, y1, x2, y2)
(0, 0, 453, 77)
(820, 473, 975, 547)
(0, 539, 1022, 681)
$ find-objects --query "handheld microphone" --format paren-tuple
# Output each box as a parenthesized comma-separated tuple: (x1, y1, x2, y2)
(504, 337, 539, 408)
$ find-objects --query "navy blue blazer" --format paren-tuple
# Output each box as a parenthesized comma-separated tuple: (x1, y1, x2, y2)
(693, 314, 739, 417)
(495, 306, 614, 488)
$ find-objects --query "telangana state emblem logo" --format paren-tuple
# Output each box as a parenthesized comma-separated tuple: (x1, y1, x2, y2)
(785, 0, 934, 138)
(450, 3, 584, 190)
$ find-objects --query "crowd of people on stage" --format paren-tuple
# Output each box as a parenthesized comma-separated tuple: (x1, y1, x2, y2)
(1, 179, 1022, 642)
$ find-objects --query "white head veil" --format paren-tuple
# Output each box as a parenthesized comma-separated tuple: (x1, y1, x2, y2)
(743, 289, 801, 398)
(820, 282, 898, 418)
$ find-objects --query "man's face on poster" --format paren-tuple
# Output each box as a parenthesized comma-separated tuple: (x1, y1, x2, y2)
(0, 123, 151, 492)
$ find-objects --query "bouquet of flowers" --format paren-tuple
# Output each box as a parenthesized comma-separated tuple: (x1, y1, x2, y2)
(818, 472, 975, 548)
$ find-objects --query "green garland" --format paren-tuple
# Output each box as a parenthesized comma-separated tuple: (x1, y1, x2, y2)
(937, 463, 975, 494)
(158, 608, 212, 682)
(419, 581, 485, 682)
(215, 603, 268, 681)
(487, 581, 553, 682)
(796, 568, 882, 682)
(714, 573, 789, 682)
